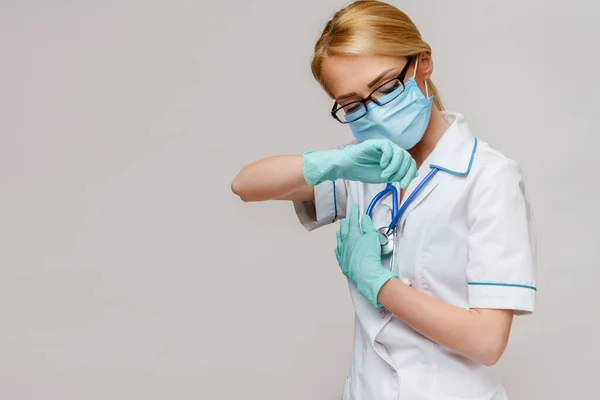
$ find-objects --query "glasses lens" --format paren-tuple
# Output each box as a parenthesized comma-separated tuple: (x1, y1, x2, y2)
(372, 79, 404, 105)
(334, 101, 366, 123)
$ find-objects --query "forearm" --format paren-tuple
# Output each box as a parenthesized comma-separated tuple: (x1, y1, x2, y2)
(231, 155, 311, 202)
(377, 278, 513, 366)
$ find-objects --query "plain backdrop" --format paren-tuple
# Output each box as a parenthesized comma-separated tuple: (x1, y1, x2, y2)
(1, 0, 598, 399)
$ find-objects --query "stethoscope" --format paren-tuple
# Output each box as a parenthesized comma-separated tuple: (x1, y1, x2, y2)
(366, 167, 440, 283)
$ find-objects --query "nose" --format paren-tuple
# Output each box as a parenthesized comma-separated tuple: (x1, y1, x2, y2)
(364, 98, 376, 106)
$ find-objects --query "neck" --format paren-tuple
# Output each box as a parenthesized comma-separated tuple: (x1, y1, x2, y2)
(408, 106, 450, 168)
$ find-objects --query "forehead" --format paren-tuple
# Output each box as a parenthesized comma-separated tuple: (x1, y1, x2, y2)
(321, 54, 407, 99)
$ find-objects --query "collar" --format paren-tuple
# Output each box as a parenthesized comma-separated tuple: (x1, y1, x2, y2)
(423, 111, 478, 176)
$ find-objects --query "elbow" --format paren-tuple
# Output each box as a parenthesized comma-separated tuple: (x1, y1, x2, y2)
(231, 169, 257, 202)
(230, 177, 249, 202)
(479, 352, 502, 367)
(476, 338, 508, 367)
(230, 176, 242, 196)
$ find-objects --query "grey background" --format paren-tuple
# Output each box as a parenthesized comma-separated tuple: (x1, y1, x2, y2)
(0, 0, 597, 399)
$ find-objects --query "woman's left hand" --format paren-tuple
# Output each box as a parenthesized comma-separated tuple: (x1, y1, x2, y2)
(335, 203, 398, 308)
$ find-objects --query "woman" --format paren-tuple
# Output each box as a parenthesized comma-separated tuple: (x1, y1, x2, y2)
(231, 1, 537, 399)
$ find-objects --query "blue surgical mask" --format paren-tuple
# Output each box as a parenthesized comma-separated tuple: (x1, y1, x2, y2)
(347, 75, 433, 150)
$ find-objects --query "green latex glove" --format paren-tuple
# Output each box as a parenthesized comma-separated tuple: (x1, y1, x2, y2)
(302, 139, 417, 187)
(334, 203, 398, 308)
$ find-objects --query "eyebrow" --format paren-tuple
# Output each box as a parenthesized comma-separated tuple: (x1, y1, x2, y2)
(335, 67, 396, 102)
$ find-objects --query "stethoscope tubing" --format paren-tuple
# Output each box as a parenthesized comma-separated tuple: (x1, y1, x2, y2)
(365, 183, 398, 217)
(366, 167, 440, 232)
(388, 167, 439, 230)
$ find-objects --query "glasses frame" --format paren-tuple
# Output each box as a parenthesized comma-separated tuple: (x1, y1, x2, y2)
(330, 56, 414, 124)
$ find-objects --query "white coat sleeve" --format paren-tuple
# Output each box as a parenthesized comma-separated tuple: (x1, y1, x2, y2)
(292, 178, 348, 232)
(466, 160, 537, 315)
(292, 141, 354, 232)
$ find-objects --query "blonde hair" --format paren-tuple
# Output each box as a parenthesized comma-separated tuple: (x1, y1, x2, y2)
(311, 0, 444, 111)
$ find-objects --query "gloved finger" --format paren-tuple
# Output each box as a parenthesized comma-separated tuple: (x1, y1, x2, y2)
(379, 141, 393, 169)
(388, 157, 415, 187)
(348, 203, 361, 233)
(398, 159, 418, 189)
(400, 151, 413, 173)
(339, 218, 349, 240)
(394, 157, 414, 188)
(360, 214, 377, 234)
(381, 148, 403, 181)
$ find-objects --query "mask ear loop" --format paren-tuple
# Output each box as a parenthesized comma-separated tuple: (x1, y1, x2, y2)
(413, 57, 419, 79)
(413, 57, 430, 98)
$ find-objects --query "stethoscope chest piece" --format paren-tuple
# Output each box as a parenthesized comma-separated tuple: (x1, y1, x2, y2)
(377, 226, 395, 256)
(367, 167, 441, 281)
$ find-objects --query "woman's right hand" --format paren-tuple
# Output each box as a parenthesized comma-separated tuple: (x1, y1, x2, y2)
(303, 139, 418, 188)
(344, 139, 418, 187)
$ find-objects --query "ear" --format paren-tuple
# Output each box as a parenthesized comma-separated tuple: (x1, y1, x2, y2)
(415, 52, 433, 81)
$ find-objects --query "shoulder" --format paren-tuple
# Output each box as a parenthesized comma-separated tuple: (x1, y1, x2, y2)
(463, 139, 532, 217)
(469, 138, 525, 186)
(437, 111, 525, 182)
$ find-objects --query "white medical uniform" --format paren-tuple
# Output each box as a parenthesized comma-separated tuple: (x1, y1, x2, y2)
(293, 112, 537, 400)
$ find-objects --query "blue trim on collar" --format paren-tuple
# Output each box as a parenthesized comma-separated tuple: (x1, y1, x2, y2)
(429, 137, 478, 177)
(468, 281, 537, 291)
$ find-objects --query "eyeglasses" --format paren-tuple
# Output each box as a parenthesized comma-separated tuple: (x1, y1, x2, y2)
(330, 56, 413, 124)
